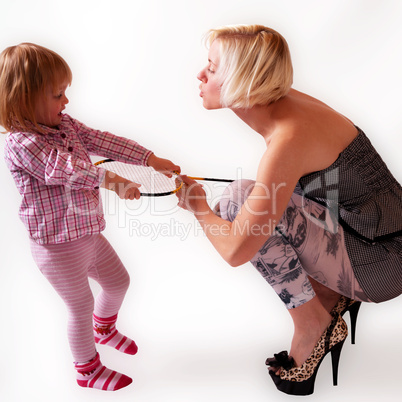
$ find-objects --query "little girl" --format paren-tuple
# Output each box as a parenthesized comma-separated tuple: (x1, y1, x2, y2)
(0, 42, 180, 391)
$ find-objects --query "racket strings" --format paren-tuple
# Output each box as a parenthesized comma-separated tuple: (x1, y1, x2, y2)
(96, 161, 182, 196)
(95, 159, 234, 197)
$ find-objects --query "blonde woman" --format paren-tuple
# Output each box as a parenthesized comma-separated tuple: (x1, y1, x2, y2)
(176, 24, 402, 395)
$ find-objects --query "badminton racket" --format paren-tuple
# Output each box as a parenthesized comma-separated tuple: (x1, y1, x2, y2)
(95, 159, 233, 197)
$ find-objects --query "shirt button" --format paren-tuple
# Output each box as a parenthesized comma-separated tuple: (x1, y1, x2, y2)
(68, 147, 73, 152)
(94, 186, 99, 190)
(61, 133, 66, 139)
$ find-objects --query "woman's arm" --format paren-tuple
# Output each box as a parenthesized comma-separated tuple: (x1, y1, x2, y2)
(177, 135, 307, 266)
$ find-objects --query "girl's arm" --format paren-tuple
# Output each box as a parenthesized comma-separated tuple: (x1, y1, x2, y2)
(71, 116, 180, 175)
(100, 170, 141, 200)
(71, 116, 153, 166)
(6, 130, 179, 201)
(177, 135, 307, 266)
(147, 153, 181, 176)
(5, 131, 104, 190)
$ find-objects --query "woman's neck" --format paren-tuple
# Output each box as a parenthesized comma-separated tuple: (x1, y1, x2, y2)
(230, 102, 279, 143)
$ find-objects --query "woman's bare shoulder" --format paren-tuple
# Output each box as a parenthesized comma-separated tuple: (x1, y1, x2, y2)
(263, 113, 358, 178)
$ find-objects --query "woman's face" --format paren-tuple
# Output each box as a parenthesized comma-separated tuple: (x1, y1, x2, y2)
(197, 40, 222, 110)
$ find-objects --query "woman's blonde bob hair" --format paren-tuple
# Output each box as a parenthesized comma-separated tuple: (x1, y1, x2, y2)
(0, 42, 72, 132)
(205, 24, 293, 108)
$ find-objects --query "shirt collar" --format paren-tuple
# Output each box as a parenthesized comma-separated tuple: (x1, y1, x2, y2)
(19, 115, 65, 135)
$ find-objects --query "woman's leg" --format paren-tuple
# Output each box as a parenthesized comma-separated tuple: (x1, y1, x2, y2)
(277, 187, 370, 303)
(217, 180, 369, 365)
(218, 180, 369, 306)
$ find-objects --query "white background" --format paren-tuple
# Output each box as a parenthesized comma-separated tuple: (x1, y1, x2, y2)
(1, 0, 402, 401)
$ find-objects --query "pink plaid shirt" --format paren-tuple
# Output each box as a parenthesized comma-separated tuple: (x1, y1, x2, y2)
(4, 113, 153, 244)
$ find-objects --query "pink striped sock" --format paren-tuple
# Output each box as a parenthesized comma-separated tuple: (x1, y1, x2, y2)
(93, 314, 138, 355)
(75, 353, 132, 391)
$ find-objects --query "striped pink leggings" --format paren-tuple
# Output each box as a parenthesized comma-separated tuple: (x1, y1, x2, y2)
(30, 234, 130, 363)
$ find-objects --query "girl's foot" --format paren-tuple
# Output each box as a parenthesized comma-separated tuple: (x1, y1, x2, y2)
(75, 353, 132, 391)
(93, 314, 138, 355)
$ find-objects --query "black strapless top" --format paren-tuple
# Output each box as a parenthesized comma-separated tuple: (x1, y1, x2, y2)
(298, 127, 402, 242)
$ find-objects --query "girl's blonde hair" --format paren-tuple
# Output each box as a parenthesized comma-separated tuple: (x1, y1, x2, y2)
(206, 24, 293, 108)
(0, 42, 72, 132)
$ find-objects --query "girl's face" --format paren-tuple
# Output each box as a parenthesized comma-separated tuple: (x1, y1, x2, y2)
(34, 81, 69, 128)
(197, 40, 222, 110)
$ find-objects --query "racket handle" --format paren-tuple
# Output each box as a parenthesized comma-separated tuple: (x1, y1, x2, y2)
(188, 176, 233, 183)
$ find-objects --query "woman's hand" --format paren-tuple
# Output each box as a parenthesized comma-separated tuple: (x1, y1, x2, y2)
(101, 171, 141, 200)
(147, 154, 181, 177)
(176, 175, 209, 215)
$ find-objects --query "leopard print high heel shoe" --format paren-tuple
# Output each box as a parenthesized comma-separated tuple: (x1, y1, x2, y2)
(331, 295, 361, 344)
(266, 314, 348, 396)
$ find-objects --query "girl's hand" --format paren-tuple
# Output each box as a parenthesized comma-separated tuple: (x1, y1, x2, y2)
(101, 171, 141, 200)
(147, 154, 181, 177)
(176, 175, 209, 215)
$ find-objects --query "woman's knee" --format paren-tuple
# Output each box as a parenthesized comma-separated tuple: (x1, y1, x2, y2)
(217, 179, 256, 221)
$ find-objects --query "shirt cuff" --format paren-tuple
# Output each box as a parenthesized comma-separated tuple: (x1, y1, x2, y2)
(95, 168, 107, 189)
(143, 151, 154, 167)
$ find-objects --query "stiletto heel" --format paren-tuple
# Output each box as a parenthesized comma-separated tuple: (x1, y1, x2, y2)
(331, 295, 361, 344)
(266, 314, 348, 396)
(330, 339, 345, 386)
(347, 301, 361, 344)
